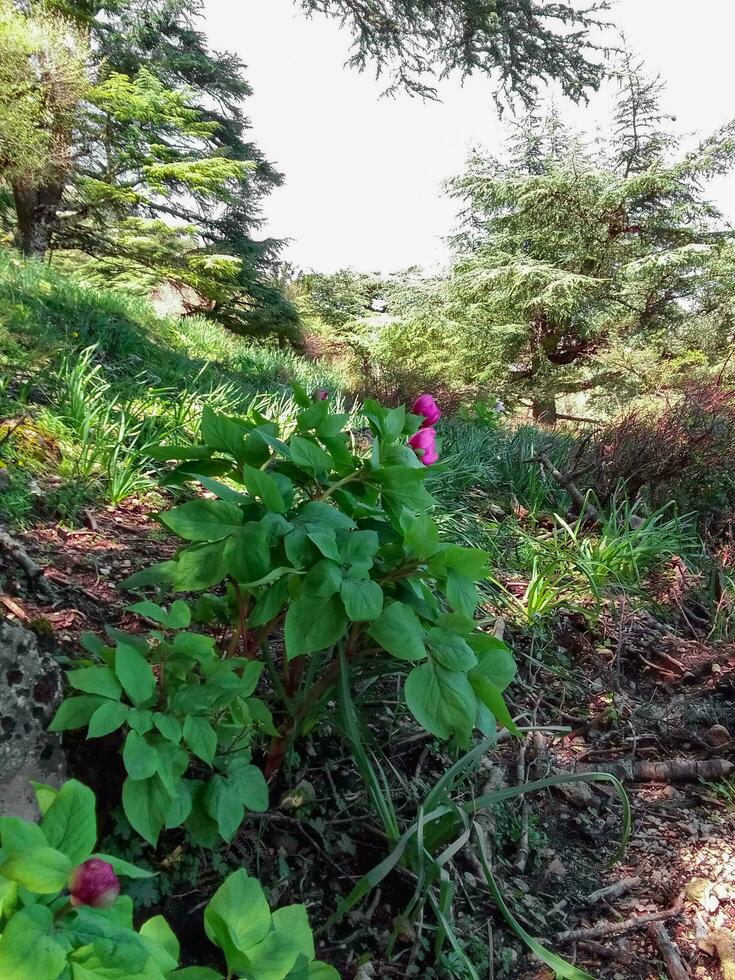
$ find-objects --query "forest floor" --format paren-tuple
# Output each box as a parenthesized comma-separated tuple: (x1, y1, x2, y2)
(3, 497, 735, 979)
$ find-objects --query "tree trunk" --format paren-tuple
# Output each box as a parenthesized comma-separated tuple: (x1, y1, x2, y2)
(12, 182, 62, 259)
(532, 396, 558, 426)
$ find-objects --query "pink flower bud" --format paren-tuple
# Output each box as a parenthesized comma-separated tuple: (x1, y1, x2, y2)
(68, 858, 120, 909)
(411, 394, 441, 428)
(408, 427, 439, 466)
(312, 388, 329, 401)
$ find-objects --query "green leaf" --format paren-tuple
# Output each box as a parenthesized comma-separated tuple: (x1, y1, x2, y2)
(167, 600, 192, 630)
(49, 695, 107, 732)
(200, 406, 249, 461)
(32, 782, 57, 817)
(377, 465, 434, 513)
(171, 542, 229, 591)
(1, 845, 72, 893)
(168, 970, 223, 980)
(297, 501, 355, 530)
(468, 674, 520, 737)
(128, 708, 154, 734)
(127, 600, 168, 625)
(183, 716, 217, 766)
(115, 641, 155, 707)
(153, 712, 182, 743)
(122, 775, 172, 847)
(40, 779, 96, 865)
(468, 635, 517, 693)
(92, 853, 155, 878)
(431, 545, 490, 579)
(285, 527, 318, 569)
(67, 666, 122, 701)
(284, 594, 348, 660)
(241, 463, 286, 512)
(140, 914, 180, 973)
(338, 529, 379, 564)
(340, 579, 384, 621)
(244, 903, 313, 979)
(367, 602, 427, 661)
(226, 763, 268, 812)
(223, 525, 270, 584)
(446, 569, 478, 617)
(88, 700, 129, 739)
(0, 906, 66, 979)
(0, 816, 47, 854)
(249, 577, 290, 628)
(203, 776, 243, 842)
(404, 662, 476, 743)
(120, 561, 176, 590)
(148, 444, 213, 461)
(426, 628, 477, 671)
(302, 559, 343, 597)
(289, 436, 334, 474)
(123, 731, 160, 780)
(306, 527, 340, 560)
(204, 870, 271, 973)
(403, 513, 441, 559)
(161, 499, 244, 542)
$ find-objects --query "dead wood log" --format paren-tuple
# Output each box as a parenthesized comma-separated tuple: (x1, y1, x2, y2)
(579, 758, 734, 783)
(557, 896, 683, 943)
(585, 876, 641, 905)
(647, 921, 689, 980)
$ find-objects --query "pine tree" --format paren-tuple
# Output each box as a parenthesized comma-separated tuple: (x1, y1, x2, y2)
(301, 0, 608, 102)
(384, 62, 735, 421)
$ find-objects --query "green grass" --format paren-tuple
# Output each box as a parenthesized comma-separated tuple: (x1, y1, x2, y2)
(0, 249, 345, 522)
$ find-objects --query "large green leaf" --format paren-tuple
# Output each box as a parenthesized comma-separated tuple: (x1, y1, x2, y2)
(302, 559, 342, 597)
(49, 695, 107, 732)
(284, 594, 348, 660)
(226, 763, 268, 812)
(468, 674, 520, 737)
(66, 666, 121, 701)
(223, 525, 270, 585)
(202, 776, 243, 842)
(88, 701, 130, 739)
(0, 906, 66, 979)
(183, 716, 217, 766)
(200, 406, 249, 461)
(426, 628, 477, 671)
(340, 579, 384, 621)
(245, 904, 313, 980)
(404, 662, 476, 743)
(40, 779, 96, 865)
(468, 634, 517, 693)
(115, 641, 155, 707)
(1, 845, 72, 893)
(241, 464, 286, 512)
(204, 870, 271, 974)
(367, 602, 426, 661)
(161, 499, 244, 542)
(122, 776, 172, 847)
(123, 731, 160, 780)
(289, 437, 334, 475)
(171, 542, 229, 591)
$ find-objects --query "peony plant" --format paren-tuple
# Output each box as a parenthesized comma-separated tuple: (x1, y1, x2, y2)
(0, 779, 337, 979)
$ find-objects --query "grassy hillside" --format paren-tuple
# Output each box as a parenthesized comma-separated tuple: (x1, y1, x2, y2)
(0, 252, 344, 524)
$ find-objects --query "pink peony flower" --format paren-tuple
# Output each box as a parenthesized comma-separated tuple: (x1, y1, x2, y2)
(411, 394, 441, 428)
(312, 388, 329, 401)
(68, 858, 120, 909)
(408, 426, 439, 466)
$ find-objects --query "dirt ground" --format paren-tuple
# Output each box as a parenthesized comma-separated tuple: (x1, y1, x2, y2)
(1, 502, 735, 979)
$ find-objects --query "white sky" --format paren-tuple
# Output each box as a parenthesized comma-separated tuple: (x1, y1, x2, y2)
(204, 0, 735, 274)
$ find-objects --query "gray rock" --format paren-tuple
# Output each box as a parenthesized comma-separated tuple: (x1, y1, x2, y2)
(0, 621, 66, 819)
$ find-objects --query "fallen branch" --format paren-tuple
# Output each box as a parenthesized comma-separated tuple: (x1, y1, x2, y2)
(0, 527, 56, 599)
(585, 876, 641, 905)
(579, 758, 734, 783)
(647, 921, 689, 980)
(527, 452, 600, 523)
(557, 896, 683, 943)
(577, 939, 633, 966)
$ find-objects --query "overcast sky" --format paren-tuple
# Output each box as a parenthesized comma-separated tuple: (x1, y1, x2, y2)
(203, 0, 735, 274)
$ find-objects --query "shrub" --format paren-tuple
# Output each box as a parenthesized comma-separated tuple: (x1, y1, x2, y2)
(93, 388, 517, 832)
